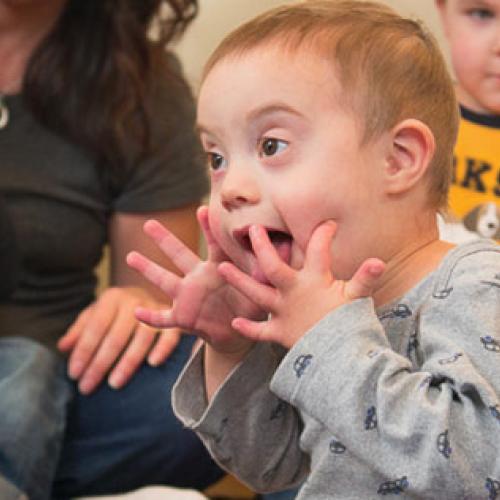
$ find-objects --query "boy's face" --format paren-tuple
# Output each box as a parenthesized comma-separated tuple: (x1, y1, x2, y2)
(437, 0, 500, 114)
(197, 47, 386, 281)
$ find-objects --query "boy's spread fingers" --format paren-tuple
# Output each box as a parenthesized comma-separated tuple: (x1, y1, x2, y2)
(143, 219, 199, 273)
(305, 221, 336, 273)
(197, 205, 226, 261)
(197, 206, 214, 244)
(198, 210, 218, 258)
(218, 262, 277, 310)
(126, 251, 149, 273)
(345, 258, 385, 300)
(127, 252, 179, 297)
(231, 317, 267, 342)
(134, 306, 176, 329)
(249, 225, 295, 287)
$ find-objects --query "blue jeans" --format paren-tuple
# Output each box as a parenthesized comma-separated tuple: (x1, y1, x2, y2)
(262, 490, 299, 500)
(0, 337, 71, 500)
(0, 335, 223, 500)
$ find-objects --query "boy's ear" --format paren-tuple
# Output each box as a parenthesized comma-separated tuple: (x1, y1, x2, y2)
(383, 119, 435, 196)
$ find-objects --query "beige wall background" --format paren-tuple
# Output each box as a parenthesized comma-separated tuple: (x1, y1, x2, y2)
(173, 0, 452, 92)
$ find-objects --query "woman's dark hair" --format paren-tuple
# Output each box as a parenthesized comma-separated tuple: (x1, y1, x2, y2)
(24, 0, 198, 171)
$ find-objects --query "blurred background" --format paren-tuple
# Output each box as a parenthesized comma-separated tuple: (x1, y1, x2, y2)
(174, 0, 450, 92)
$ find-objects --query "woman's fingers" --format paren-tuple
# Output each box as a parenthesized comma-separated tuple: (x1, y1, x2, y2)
(106, 324, 158, 390)
(344, 258, 385, 301)
(66, 296, 116, 381)
(147, 328, 181, 366)
(75, 302, 135, 393)
(142, 219, 199, 274)
(66, 319, 112, 382)
(58, 305, 93, 352)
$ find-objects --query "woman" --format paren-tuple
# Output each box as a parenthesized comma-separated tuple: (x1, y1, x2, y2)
(0, 1, 222, 498)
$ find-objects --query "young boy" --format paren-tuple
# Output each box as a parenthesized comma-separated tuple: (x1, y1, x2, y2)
(127, 1, 500, 498)
(436, 0, 500, 242)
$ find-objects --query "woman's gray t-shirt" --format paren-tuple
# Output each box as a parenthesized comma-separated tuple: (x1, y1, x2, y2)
(0, 57, 208, 350)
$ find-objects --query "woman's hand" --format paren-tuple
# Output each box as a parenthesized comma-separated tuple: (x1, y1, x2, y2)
(218, 221, 385, 349)
(126, 206, 261, 355)
(58, 286, 179, 394)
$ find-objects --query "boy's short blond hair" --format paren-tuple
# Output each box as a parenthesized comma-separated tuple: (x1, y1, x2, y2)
(203, 0, 458, 209)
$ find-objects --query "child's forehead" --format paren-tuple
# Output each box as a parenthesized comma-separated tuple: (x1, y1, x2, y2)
(199, 46, 342, 113)
(204, 43, 339, 91)
(196, 45, 362, 141)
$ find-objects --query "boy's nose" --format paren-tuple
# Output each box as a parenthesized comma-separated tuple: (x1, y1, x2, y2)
(220, 165, 260, 211)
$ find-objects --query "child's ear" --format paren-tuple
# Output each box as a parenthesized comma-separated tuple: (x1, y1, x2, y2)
(383, 119, 435, 196)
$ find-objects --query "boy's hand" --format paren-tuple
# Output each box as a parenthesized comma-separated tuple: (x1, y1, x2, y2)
(218, 221, 385, 349)
(126, 206, 260, 354)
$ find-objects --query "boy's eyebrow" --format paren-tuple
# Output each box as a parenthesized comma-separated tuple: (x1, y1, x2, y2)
(195, 123, 210, 136)
(245, 102, 306, 123)
(196, 102, 307, 137)
(457, 0, 494, 7)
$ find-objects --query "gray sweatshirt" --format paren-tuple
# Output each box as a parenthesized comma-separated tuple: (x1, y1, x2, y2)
(173, 240, 500, 499)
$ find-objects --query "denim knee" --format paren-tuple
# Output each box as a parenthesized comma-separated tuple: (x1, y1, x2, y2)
(0, 337, 72, 500)
(54, 335, 223, 497)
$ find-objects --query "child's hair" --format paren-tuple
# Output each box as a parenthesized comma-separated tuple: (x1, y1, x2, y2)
(203, 0, 458, 209)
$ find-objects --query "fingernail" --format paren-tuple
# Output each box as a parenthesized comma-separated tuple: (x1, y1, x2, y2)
(68, 360, 84, 379)
(250, 225, 262, 238)
(369, 263, 384, 276)
(148, 355, 160, 366)
(79, 378, 94, 395)
(108, 372, 124, 389)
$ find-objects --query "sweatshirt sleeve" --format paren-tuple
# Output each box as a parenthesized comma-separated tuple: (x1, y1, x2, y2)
(172, 342, 309, 493)
(270, 247, 500, 498)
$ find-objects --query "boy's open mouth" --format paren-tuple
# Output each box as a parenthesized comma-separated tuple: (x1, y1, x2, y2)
(234, 227, 293, 265)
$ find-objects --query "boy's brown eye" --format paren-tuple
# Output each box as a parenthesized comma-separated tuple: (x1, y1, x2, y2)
(260, 138, 288, 157)
(208, 152, 226, 170)
(262, 138, 278, 156)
